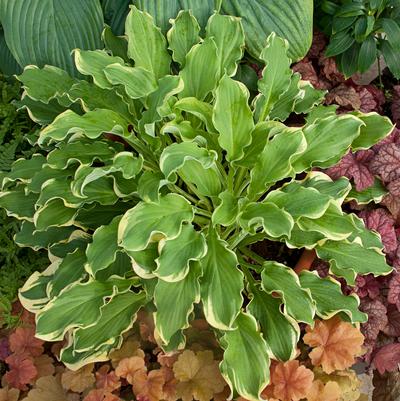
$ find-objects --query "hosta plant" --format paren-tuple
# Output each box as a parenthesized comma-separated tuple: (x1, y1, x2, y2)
(0, 7, 395, 401)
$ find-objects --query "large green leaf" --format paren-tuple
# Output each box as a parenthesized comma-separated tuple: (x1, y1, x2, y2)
(221, 0, 313, 61)
(0, 0, 104, 76)
(101, 0, 130, 35)
(220, 312, 270, 401)
(0, 29, 22, 75)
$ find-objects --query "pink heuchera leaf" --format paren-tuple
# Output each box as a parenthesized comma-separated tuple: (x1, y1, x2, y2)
(373, 343, 400, 374)
(388, 274, 400, 311)
(4, 354, 37, 390)
(359, 208, 398, 253)
(355, 275, 381, 299)
(326, 151, 375, 191)
(370, 143, 400, 183)
(9, 327, 44, 357)
(292, 60, 321, 88)
(357, 87, 378, 113)
(391, 85, 400, 126)
(325, 84, 361, 110)
(381, 194, 400, 223)
(320, 56, 345, 84)
(383, 304, 400, 337)
(360, 299, 388, 340)
(373, 127, 400, 152)
(387, 178, 400, 197)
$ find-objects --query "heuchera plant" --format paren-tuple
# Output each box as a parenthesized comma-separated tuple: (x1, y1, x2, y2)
(0, 7, 395, 400)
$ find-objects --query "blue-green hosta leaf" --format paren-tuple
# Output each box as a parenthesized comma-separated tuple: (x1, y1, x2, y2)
(261, 261, 315, 325)
(34, 199, 78, 231)
(213, 75, 254, 163)
(47, 141, 119, 170)
(212, 191, 239, 227)
(35, 277, 133, 341)
(74, 49, 124, 89)
(118, 193, 194, 252)
(179, 38, 219, 100)
(239, 202, 294, 238)
(205, 13, 245, 77)
(154, 261, 201, 345)
(167, 10, 201, 67)
(200, 229, 243, 330)
(139, 75, 184, 137)
(316, 240, 392, 285)
(220, 312, 270, 401)
(254, 33, 292, 122)
(17, 65, 75, 105)
(0, 187, 37, 220)
(247, 286, 299, 361)
(39, 109, 129, 144)
(125, 6, 171, 80)
(294, 81, 326, 114)
(299, 271, 367, 323)
(1, 0, 104, 77)
(86, 216, 121, 278)
(265, 183, 332, 220)
(103, 64, 158, 99)
(292, 115, 364, 172)
(350, 112, 394, 150)
(48, 249, 87, 298)
(72, 291, 146, 352)
(248, 129, 306, 199)
(347, 178, 387, 205)
(155, 224, 206, 282)
(160, 141, 221, 197)
(0, 30, 21, 76)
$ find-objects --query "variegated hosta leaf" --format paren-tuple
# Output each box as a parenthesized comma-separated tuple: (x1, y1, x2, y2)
(247, 285, 299, 361)
(125, 6, 171, 80)
(35, 277, 134, 341)
(167, 10, 201, 67)
(205, 13, 245, 77)
(155, 224, 206, 282)
(160, 141, 221, 197)
(154, 261, 201, 346)
(200, 229, 243, 330)
(347, 178, 387, 205)
(294, 80, 326, 114)
(261, 261, 315, 325)
(118, 193, 194, 252)
(220, 312, 270, 401)
(0, 187, 38, 220)
(213, 75, 254, 163)
(254, 33, 292, 122)
(247, 128, 306, 199)
(212, 190, 239, 227)
(299, 271, 367, 323)
(316, 240, 392, 285)
(34, 199, 78, 231)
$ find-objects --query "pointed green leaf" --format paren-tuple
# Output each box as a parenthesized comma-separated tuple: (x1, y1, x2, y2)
(125, 6, 171, 79)
(299, 271, 367, 323)
(155, 224, 206, 282)
(247, 286, 299, 361)
(220, 312, 270, 401)
(205, 13, 245, 77)
(118, 193, 194, 252)
(261, 261, 315, 325)
(154, 262, 201, 345)
(167, 10, 201, 67)
(213, 75, 254, 163)
(200, 230, 243, 330)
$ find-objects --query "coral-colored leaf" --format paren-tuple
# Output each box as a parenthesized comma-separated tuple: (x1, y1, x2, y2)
(5, 354, 37, 390)
(83, 389, 121, 401)
(132, 369, 165, 401)
(360, 299, 388, 341)
(23, 376, 70, 401)
(61, 364, 95, 393)
(307, 380, 341, 401)
(271, 360, 314, 401)
(0, 387, 20, 401)
(320, 56, 344, 84)
(115, 356, 146, 385)
(373, 343, 400, 374)
(303, 316, 364, 373)
(109, 339, 145, 369)
(95, 365, 121, 392)
(388, 273, 400, 311)
(9, 327, 44, 357)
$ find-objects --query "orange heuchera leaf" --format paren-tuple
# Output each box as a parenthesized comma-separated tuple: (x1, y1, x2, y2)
(137, 310, 156, 343)
(0, 387, 20, 401)
(160, 366, 178, 401)
(303, 316, 364, 373)
(95, 365, 121, 392)
(307, 380, 341, 401)
(83, 389, 121, 401)
(173, 350, 226, 401)
(115, 356, 146, 385)
(34, 354, 55, 379)
(133, 369, 165, 401)
(271, 360, 314, 401)
(61, 364, 95, 393)
(110, 339, 145, 368)
(23, 376, 70, 401)
(5, 354, 37, 390)
(9, 327, 44, 357)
